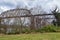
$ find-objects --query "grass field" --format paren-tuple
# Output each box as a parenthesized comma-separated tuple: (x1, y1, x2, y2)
(0, 33, 60, 40)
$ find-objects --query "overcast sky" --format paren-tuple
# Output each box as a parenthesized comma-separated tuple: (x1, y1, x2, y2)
(0, 0, 60, 13)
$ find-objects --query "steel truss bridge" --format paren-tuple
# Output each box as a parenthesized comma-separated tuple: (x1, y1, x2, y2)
(0, 8, 55, 29)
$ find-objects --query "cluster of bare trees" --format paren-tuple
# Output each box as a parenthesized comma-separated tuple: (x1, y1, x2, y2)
(0, 6, 56, 34)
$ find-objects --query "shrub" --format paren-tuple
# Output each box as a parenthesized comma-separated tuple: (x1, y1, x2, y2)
(36, 24, 57, 33)
(22, 28, 31, 33)
(6, 29, 16, 34)
(5, 28, 20, 34)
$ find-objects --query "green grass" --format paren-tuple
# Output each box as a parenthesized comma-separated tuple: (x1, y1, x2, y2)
(0, 33, 60, 40)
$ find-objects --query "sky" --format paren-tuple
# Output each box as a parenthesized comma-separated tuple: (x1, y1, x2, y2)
(0, 0, 60, 13)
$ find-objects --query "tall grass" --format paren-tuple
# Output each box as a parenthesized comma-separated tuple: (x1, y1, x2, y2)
(0, 24, 60, 34)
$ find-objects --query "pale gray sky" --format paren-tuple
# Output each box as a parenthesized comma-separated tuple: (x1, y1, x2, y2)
(0, 0, 60, 13)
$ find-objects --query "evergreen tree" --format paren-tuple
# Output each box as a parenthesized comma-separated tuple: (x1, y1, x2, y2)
(52, 7, 60, 26)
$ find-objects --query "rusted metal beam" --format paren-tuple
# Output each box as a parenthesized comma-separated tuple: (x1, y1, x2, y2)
(0, 14, 54, 19)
